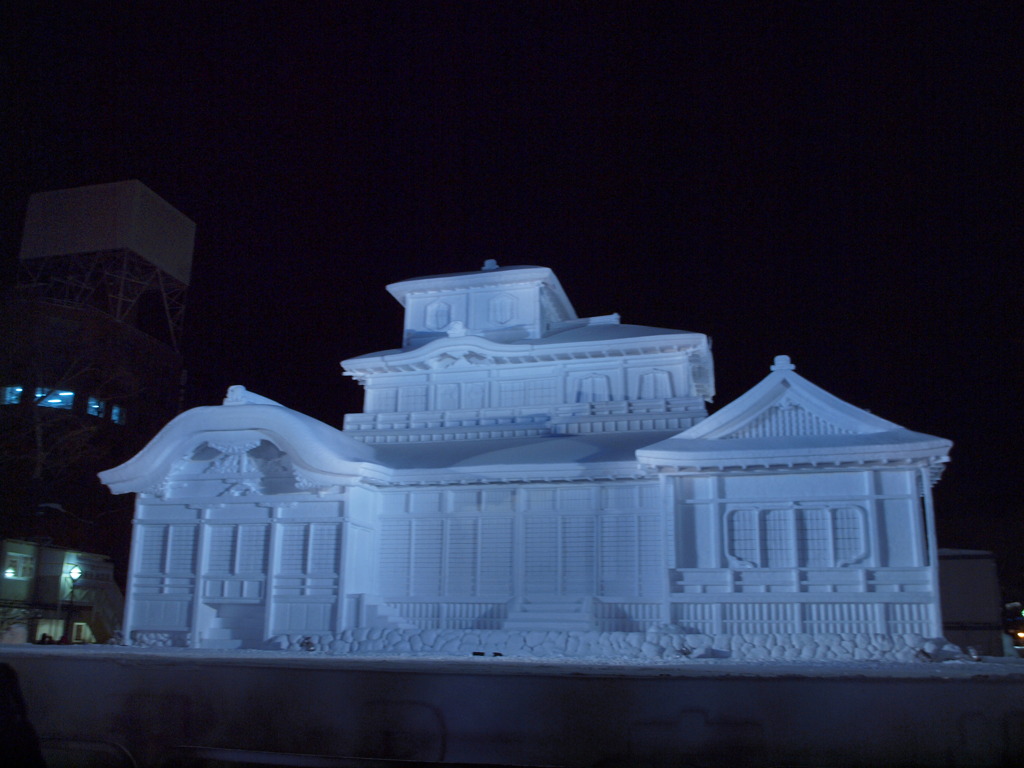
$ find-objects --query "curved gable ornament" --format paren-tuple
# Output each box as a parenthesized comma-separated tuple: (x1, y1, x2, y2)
(99, 387, 376, 496)
(223, 385, 284, 407)
(206, 439, 264, 473)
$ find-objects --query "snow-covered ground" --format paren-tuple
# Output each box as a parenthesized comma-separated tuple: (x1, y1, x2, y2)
(6, 641, 1024, 678)
(3, 645, 1023, 766)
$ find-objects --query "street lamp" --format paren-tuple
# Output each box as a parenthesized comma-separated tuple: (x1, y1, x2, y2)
(62, 564, 83, 643)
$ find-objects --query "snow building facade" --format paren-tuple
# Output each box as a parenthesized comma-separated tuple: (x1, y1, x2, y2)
(100, 264, 953, 660)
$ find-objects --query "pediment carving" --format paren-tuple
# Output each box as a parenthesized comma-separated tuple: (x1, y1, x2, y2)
(725, 398, 853, 439)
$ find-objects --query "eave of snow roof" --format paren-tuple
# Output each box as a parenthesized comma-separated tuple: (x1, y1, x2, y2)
(637, 430, 951, 469)
(359, 430, 679, 484)
(388, 264, 549, 285)
(342, 324, 706, 368)
(98, 390, 378, 494)
(540, 322, 703, 345)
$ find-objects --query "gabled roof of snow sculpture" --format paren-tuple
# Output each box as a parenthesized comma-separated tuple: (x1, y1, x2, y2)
(99, 386, 378, 494)
(637, 356, 951, 470)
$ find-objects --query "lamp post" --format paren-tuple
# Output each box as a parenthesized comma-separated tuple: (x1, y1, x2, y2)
(61, 564, 82, 643)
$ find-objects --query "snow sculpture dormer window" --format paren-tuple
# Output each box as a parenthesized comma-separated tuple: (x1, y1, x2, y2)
(488, 293, 516, 325)
(425, 301, 452, 330)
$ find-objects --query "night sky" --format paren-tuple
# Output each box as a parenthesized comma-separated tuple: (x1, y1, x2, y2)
(3, 4, 1021, 594)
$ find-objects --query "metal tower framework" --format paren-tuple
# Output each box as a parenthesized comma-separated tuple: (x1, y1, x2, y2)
(18, 249, 187, 352)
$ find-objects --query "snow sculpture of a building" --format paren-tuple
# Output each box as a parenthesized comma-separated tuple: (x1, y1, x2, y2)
(100, 264, 953, 660)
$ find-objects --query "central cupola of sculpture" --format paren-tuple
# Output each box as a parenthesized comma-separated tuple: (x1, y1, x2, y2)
(387, 261, 579, 347)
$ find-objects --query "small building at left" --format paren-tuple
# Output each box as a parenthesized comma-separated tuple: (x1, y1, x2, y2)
(1, 181, 195, 609)
(0, 538, 123, 643)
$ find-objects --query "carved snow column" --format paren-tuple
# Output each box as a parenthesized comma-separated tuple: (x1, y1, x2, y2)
(918, 463, 945, 637)
(335, 485, 375, 631)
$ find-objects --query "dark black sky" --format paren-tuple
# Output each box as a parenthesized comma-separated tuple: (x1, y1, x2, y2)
(3, 3, 1022, 591)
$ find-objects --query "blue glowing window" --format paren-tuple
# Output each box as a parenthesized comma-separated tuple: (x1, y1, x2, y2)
(4, 553, 34, 580)
(7, 386, 125, 424)
(2, 386, 24, 405)
(36, 388, 74, 410)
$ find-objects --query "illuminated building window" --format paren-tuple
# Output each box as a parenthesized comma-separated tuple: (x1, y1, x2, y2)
(35, 387, 74, 410)
(4, 553, 34, 580)
(2, 386, 24, 404)
(2, 386, 125, 424)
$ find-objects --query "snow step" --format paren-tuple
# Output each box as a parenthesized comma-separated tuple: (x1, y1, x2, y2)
(202, 628, 235, 639)
(362, 602, 418, 630)
(520, 606, 585, 618)
(503, 600, 594, 630)
(502, 613, 594, 631)
(201, 638, 243, 649)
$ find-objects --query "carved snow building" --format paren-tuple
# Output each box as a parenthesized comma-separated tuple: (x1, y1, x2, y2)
(100, 264, 951, 655)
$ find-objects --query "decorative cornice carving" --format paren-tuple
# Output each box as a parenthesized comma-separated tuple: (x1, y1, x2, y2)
(345, 340, 704, 375)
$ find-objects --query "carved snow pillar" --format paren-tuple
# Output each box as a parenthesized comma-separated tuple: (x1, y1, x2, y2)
(188, 504, 212, 647)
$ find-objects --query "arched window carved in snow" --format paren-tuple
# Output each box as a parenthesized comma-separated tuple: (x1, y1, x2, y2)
(576, 374, 611, 403)
(425, 301, 451, 330)
(638, 370, 673, 400)
(488, 294, 516, 325)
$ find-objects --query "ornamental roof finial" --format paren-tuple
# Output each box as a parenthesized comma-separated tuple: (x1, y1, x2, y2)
(771, 355, 796, 372)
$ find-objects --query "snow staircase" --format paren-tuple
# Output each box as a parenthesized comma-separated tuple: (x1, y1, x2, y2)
(357, 597, 419, 630)
(503, 597, 594, 631)
(200, 607, 263, 649)
(201, 619, 244, 649)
